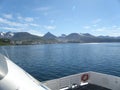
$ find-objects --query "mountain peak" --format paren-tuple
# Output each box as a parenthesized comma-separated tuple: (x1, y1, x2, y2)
(46, 32, 51, 34)
(43, 32, 57, 39)
(67, 33, 80, 38)
(0, 31, 14, 38)
(82, 33, 93, 36)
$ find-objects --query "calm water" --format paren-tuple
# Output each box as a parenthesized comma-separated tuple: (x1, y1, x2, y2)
(0, 43, 120, 81)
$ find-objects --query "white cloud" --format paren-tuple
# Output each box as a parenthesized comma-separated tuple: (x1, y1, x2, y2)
(112, 25, 117, 28)
(83, 26, 91, 29)
(0, 14, 50, 36)
(0, 25, 43, 36)
(34, 7, 50, 11)
(117, 27, 120, 30)
(44, 25, 56, 30)
(92, 19, 101, 24)
(0, 13, 43, 36)
(0, 17, 40, 28)
(50, 20, 55, 24)
(0, 17, 25, 27)
(93, 24, 97, 27)
(17, 16, 23, 20)
(95, 28, 106, 32)
(93, 27, 117, 32)
(1, 27, 24, 31)
(110, 32, 120, 36)
(34, 7, 51, 16)
(30, 23, 40, 27)
(24, 17, 34, 22)
(3, 14, 13, 19)
(28, 30, 43, 36)
(2, 27, 16, 30)
(0, 17, 41, 35)
(43, 12, 49, 16)
(17, 16, 34, 22)
(92, 26, 120, 36)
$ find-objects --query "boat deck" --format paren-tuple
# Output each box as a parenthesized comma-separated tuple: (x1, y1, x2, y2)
(67, 84, 111, 90)
(43, 71, 120, 90)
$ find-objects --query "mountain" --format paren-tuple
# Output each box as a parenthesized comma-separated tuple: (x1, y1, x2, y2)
(97, 36, 120, 42)
(61, 33, 97, 43)
(0, 32, 14, 38)
(0, 32, 43, 45)
(43, 32, 58, 44)
(61, 34, 66, 37)
(58, 33, 120, 43)
(10, 32, 44, 45)
(43, 32, 57, 39)
(6, 32, 14, 38)
(0, 32, 5, 38)
(0, 38, 11, 45)
(1, 31, 120, 45)
(11, 32, 41, 41)
(78, 33, 98, 42)
(65, 33, 82, 43)
(57, 34, 67, 43)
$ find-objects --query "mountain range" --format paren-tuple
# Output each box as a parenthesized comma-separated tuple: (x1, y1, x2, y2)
(0, 32, 120, 45)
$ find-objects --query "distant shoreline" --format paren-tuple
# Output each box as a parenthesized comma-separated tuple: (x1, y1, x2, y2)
(1, 32, 120, 45)
(1, 42, 120, 46)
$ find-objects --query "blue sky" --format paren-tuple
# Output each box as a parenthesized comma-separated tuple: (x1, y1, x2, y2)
(0, 0, 120, 36)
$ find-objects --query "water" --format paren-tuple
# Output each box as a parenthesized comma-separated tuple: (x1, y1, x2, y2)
(0, 43, 120, 81)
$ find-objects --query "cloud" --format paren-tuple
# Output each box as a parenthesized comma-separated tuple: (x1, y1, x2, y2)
(0, 17, 25, 27)
(93, 27, 116, 32)
(24, 17, 34, 22)
(83, 26, 91, 29)
(92, 26, 120, 36)
(110, 32, 120, 36)
(3, 14, 13, 19)
(0, 17, 39, 28)
(17, 16, 23, 20)
(112, 25, 117, 28)
(95, 27, 106, 32)
(0, 14, 52, 36)
(117, 27, 120, 30)
(43, 12, 49, 16)
(50, 20, 55, 24)
(28, 30, 43, 36)
(30, 23, 40, 27)
(44, 25, 56, 30)
(34, 7, 51, 11)
(17, 16, 34, 22)
(1, 27, 24, 31)
(92, 19, 101, 24)
(0, 16, 42, 36)
(93, 24, 97, 27)
(34, 7, 51, 16)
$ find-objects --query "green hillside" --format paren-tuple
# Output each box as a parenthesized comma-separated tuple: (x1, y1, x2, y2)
(0, 39, 11, 45)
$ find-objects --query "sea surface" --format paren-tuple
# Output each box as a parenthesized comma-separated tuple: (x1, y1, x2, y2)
(0, 43, 120, 81)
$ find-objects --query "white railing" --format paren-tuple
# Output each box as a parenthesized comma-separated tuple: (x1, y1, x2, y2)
(89, 72, 120, 90)
(42, 71, 120, 90)
(43, 72, 90, 90)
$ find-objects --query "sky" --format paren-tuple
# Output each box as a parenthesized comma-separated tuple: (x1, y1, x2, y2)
(0, 0, 120, 36)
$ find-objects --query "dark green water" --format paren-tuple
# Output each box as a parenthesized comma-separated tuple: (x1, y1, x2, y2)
(0, 43, 120, 81)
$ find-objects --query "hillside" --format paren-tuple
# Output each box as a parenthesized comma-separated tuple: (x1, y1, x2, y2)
(11, 32, 41, 41)
(42, 32, 59, 44)
(0, 38, 11, 45)
(1, 31, 120, 45)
